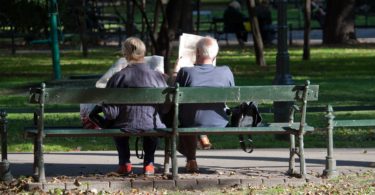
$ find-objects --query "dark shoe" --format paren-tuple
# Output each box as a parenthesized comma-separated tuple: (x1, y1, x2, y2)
(117, 163, 132, 175)
(144, 163, 155, 176)
(185, 160, 199, 173)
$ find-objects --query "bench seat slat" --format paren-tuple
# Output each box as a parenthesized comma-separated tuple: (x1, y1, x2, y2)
(176, 123, 314, 135)
(24, 123, 313, 137)
(24, 128, 172, 137)
(334, 119, 375, 127)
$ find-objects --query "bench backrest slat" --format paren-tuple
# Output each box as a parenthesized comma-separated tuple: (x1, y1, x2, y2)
(334, 119, 375, 127)
(36, 85, 319, 104)
(43, 88, 173, 104)
(178, 85, 319, 103)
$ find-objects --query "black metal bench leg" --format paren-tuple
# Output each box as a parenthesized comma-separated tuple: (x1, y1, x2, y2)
(163, 137, 170, 175)
(298, 132, 306, 178)
(323, 105, 338, 178)
(33, 136, 39, 178)
(171, 135, 178, 179)
(36, 137, 45, 182)
(0, 110, 13, 181)
(288, 134, 296, 175)
(36, 83, 46, 182)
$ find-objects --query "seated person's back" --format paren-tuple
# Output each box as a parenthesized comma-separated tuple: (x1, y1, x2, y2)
(176, 65, 234, 127)
(173, 36, 235, 173)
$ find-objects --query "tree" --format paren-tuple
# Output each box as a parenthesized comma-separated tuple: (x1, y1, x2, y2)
(323, 0, 357, 44)
(155, 0, 193, 74)
(246, 0, 267, 67)
(303, 0, 311, 60)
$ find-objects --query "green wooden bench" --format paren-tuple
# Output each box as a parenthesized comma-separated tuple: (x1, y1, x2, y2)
(322, 105, 375, 178)
(26, 81, 319, 182)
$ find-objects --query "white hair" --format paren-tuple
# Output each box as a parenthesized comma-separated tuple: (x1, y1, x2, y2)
(196, 37, 219, 59)
(229, 1, 241, 10)
(122, 37, 146, 61)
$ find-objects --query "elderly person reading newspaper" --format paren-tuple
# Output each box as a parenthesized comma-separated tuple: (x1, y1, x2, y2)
(80, 50, 164, 129)
(173, 36, 235, 173)
(91, 37, 167, 176)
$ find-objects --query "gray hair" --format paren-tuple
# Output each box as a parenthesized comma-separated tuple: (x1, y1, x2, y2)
(196, 37, 219, 59)
(229, 0, 241, 10)
(122, 37, 146, 61)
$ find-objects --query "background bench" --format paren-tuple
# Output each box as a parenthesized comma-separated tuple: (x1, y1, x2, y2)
(322, 105, 375, 178)
(27, 81, 319, 182)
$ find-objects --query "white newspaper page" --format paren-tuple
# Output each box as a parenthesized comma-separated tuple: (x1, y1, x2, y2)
(95, 55, 164, 88)
(177, 33, 216, 72)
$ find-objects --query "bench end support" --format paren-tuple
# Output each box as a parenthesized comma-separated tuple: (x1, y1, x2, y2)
(323, 105, 338, 178)
(0, 160, 13, 182)
(0, 110, 13, 181)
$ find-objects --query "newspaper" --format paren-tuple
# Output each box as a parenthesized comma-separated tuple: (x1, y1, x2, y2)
(82, 55, 164, 121)
(176, 33, 216, 72)
(95, 55, 164, 88)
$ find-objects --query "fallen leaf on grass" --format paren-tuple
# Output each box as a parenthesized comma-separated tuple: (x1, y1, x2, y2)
(73, 179, 81, 187)
(106, 172, 121, 177)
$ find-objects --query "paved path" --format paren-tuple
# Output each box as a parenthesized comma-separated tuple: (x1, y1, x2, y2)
(211, 27, 375, 45)
(7, 148, 375, 192)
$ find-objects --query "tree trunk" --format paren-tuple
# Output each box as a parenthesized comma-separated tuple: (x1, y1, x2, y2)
(126, 0, 135, 37)
(77, 0, 88, 57)
(246, 0, 267, 67)
(153, 0, 162, 39)
(132, 0, 157, 54)
(179, 0, 194, 33)
(323, 0, 357, 44)
(140, 0, 146, 40)
(303, 0, 311, 60)
(156, 0, 192, 74)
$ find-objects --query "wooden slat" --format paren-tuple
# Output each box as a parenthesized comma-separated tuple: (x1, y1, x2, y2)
(24, 128, 172, 137)
(178, 85, 319, 103)
(24, 123, 314, 137)
(176, 123, 314, 135)
(334, 119, 375, 127)
(35, 85, 318, 105)
(44, 87, 174, 104)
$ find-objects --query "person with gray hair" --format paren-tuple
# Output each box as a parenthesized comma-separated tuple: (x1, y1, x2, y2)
(174, 37, 235, 173)
(103, 37, 167, 176)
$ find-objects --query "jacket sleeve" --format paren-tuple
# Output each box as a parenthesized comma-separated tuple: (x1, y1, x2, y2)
(102, 74, 121, 120)
(96, 58, 127, 88)
(175, 68, 190, 87)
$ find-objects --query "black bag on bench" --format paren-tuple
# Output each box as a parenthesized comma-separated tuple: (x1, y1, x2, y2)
(230, 102, 262, 153)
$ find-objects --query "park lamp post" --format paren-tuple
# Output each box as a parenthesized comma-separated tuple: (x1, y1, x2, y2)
(50, 0, 62, 80)
(273, 0, 294, 123)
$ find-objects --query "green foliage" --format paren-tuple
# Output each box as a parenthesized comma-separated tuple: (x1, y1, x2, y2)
(0, 0, 48, 36)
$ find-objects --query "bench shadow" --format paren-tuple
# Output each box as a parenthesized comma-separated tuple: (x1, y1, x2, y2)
(9, 154, 372, 178)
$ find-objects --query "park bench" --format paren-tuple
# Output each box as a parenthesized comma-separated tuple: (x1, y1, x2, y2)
(25, 81, 319, 182)
(321, 105, 375, 178)
(211, 17, 252, 45)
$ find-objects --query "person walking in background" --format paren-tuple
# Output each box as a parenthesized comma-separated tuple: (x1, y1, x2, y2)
(173, 37, 235, 173)
(102, 37, 167, 176)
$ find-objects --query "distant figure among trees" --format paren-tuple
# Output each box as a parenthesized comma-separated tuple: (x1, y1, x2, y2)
(223, 0, 248, 45)
(311, 0, 326, 27)
(256, 0, 275, 45)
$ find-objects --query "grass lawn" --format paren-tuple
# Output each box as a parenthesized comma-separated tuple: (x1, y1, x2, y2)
(0, 44, 375, 152)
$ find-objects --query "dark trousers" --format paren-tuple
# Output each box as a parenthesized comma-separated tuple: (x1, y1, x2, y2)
(178, 135, 197, 161)
(113, 136, 158, 166)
